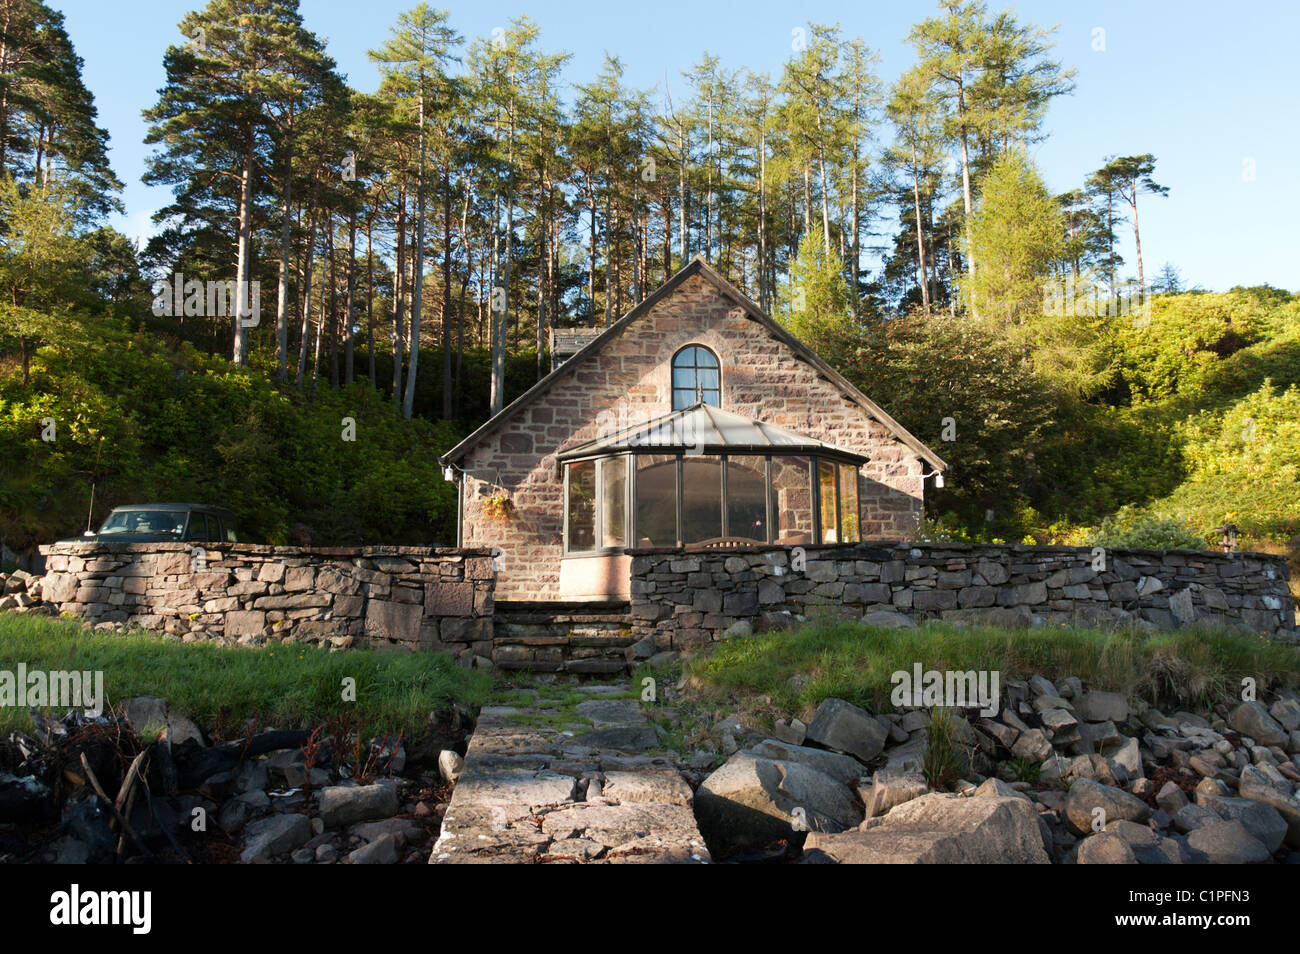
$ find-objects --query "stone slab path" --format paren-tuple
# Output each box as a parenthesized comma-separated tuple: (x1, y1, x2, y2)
(430, 680, 711, 864)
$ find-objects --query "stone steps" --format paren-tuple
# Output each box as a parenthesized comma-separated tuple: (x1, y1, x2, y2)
(492, 601, 634, 673)
(429, 681, 710, 864)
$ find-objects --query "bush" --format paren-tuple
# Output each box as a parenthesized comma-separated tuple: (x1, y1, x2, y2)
(1085, 511, 1207, 550)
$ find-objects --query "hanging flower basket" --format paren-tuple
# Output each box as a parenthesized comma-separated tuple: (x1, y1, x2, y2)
(482, 492, 515, 523)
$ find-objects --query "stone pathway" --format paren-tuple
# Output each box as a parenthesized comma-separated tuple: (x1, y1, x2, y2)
(430, 680, 711, 864)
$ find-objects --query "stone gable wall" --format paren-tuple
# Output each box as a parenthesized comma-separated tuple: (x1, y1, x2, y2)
(462, 274, 927, 600)
(629, 542, 1296, 648)
(37, 543, 495, 661)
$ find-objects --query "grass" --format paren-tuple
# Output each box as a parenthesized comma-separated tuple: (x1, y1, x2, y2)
(0, 612, 493, 738)
(685, 619, 1300, 724)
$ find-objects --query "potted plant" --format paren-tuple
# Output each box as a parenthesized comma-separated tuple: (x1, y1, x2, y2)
(481, 491, 515, 522)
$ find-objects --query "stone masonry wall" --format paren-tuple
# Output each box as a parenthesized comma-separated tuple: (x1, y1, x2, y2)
(462, 272, 926, 600)
(630, 542, 1296, 648)
(37, 543, 495, 661)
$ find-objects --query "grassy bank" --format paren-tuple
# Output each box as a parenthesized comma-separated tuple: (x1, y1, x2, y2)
(0, 613, 493, 737)
(683, 620, 1300, 722)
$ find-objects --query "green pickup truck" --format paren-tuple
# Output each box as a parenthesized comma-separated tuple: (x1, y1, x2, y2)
(59, 503, 239, 545)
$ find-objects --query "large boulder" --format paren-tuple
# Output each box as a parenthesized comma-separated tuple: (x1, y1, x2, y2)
(1076, 832, 1138, 864)
(695, 753, 863, 854)
(123, 696, 205, 748)
(748, 739, 867, 787)
(1073, 690, 1128, 724)
(1196, 793, 1288, 853)
(1237, 765, 1300, 848)
(1064, 778, 1150, 835)
(240, 813, 312, 862)
(804, 698, 889, 764)
(864, 770, 929, 818)
(319, 783, 400, 829)
(801, 793, 1049, 864)
(1228, 701, 1289, 746)
(1185, 821, 1271, 864)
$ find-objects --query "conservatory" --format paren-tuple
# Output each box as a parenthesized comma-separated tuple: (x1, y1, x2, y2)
(557, 403, 868, 566)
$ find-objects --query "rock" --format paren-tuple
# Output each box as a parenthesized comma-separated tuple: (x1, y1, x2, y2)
(1271, 698, 1300, 732)
(861, 610, 915, 629)
(748, 739, 867, 786)
(1112, 737, 1143, 779)
(1064, 778, 1150, 835)
(695, 753, 862, 852)
(774, 718, 807, 745)
(1186, 820, 1270, 864)
(1074, 690, 1128, 724)
(123, 696, 205, 748)
(350, 818, 425, 847)
(865, 770, 929, 818)
(1011, 728, 1053, 762)
(1238, 765, 1300, 848)
(1028, 675, 1058, 698)
(319, 784, 399, 829)
(973, 777, 1025, 800)
(0, 773, 53, 824)
(1039, 708, 1079, 737)
(1172, 803, 1222, 833)
(1076, 832, 1138, 864)
(1156, 781, 1189, 814)
(1196, 794, 1288, 853)
(240, 813, 312, 862)
(1079, 721, 1123, 751)
(576, 698, 646, 726)
(348, 833, 399, 864)
(438, 750, 465, 784)
(801, 794, 1049, 864)
(804, 697, 888, 764)
(1228, 702, 1289, 747)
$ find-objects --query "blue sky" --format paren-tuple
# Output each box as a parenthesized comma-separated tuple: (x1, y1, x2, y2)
(58, 0, 1299, 292)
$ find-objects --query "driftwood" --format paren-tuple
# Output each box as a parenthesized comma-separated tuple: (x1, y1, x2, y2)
(80, 753, 151, 859)
(176, 730, 312, 790)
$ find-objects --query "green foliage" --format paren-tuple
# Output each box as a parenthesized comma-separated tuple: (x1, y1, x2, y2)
(1085, 511, 1207, 550)
(686, 618, 1300, 719)
(0, 313, 464, 550)
(966, 149, 1064, 325)
(923, 706, 960, 790)
(0, 611, 492, 737)
(845, 311, 1055, 531)
(775, 233, 857, 365)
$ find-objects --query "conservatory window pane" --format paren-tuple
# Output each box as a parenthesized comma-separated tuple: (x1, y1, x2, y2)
(681, 457, 723, 543)
(726, 456, 768, 542)
(567, 460, 596, 552)
(818, 459, 838, 544)
(601, 457, 627, 548)
(635, 454, 677, 546)
(772, 456, 812, 544)
(838, 463, 860, 543)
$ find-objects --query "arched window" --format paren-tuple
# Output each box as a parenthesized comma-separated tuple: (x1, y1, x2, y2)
(671, 345, 721, 410)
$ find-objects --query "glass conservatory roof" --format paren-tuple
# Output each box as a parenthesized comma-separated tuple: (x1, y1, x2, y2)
(557, 402, 870, 464)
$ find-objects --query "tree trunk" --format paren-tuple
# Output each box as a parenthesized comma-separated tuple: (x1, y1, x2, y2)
(275, 123, 294, 382)
(403, 90, 427, 422)
(392, 187, 406, 405)
(911, 141, 930, 311)
(345, 205, 357, 386)
(233, 127, 256, 365)
(295, 206, 318, 388)
(441, 165, 454, 418)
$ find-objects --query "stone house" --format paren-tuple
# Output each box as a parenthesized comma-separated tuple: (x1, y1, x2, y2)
(440, 257, 946, 602)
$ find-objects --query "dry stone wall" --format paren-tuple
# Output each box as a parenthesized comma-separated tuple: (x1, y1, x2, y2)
(629, 542, 1296, 648)
(36, 543, 495, 660)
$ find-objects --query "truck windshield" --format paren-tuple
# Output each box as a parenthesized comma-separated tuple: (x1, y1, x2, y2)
(99, 510, 188, 535)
